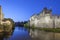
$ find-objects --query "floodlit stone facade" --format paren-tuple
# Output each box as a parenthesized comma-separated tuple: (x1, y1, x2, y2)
(0, 5, 11, 25)
(30, 8, 60, 28)
(0, 6, 4, 24)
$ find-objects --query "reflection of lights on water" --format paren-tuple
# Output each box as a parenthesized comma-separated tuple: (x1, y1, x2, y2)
(29, 32, 34, 38)
(29, 29, 38, 38)
(29, 30, 34, 38)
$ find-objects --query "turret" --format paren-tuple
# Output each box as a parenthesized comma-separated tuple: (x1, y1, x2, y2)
(43, 7, 52, 14)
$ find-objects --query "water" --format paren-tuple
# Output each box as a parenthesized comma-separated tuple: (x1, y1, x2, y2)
(3, 27, 31, 40)
(0, 26, 60, 40)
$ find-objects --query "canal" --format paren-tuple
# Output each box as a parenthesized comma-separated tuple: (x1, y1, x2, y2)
(1, 26, 60, 40)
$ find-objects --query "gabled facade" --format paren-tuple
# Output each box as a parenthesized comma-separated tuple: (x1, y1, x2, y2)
(30, 8, 60, 28)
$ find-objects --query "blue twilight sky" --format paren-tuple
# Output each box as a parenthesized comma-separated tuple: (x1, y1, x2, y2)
(0, 0, 60, 22)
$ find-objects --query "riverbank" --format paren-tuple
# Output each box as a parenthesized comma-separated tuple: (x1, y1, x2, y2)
(24, 26, 60, 33)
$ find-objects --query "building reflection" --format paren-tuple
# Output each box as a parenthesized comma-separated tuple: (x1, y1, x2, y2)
(0, 26, 15, 40)
(28, 29, 60, 40)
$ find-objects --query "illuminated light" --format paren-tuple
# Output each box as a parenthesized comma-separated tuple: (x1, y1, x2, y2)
(34, 19, 38, 25)
(45, 16, 50, 23)
(32, 17, 34, 20)
(6, 21, 11, 25)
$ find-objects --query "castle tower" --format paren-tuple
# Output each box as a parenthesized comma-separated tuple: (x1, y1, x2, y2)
(43, 7, 52, 14)
(0, 5, 4, 24)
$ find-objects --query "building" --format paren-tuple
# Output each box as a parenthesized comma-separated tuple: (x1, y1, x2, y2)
(0, 6, 4, 24)
(0, 5, 14, 33)
(30, 8, 60, 28)
(0, 5, 11, 25)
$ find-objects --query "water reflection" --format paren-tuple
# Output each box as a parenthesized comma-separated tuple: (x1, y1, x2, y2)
(0, 27, 31, 40)
(6, 27, 31, 40)
(0, 27, 15, 40)
(1, 26, 60, 40)
(29, 29, 60, 40)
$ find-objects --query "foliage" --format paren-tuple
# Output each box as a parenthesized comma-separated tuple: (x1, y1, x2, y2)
(31, 24, 35, 31)
(24, 23, 29, 28)
(3, 18, 15, 28)
(26, 25, 60, 33)
(3, 23, 10, 31)
(36, 28, 60, 33)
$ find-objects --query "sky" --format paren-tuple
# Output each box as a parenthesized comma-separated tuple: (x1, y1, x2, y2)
(0, 0, 60, 22)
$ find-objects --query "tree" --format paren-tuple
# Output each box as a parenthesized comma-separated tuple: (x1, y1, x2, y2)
(3, 18, 15, 28)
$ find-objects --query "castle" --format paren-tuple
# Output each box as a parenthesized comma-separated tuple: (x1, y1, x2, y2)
(30, 8, 60, 28)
